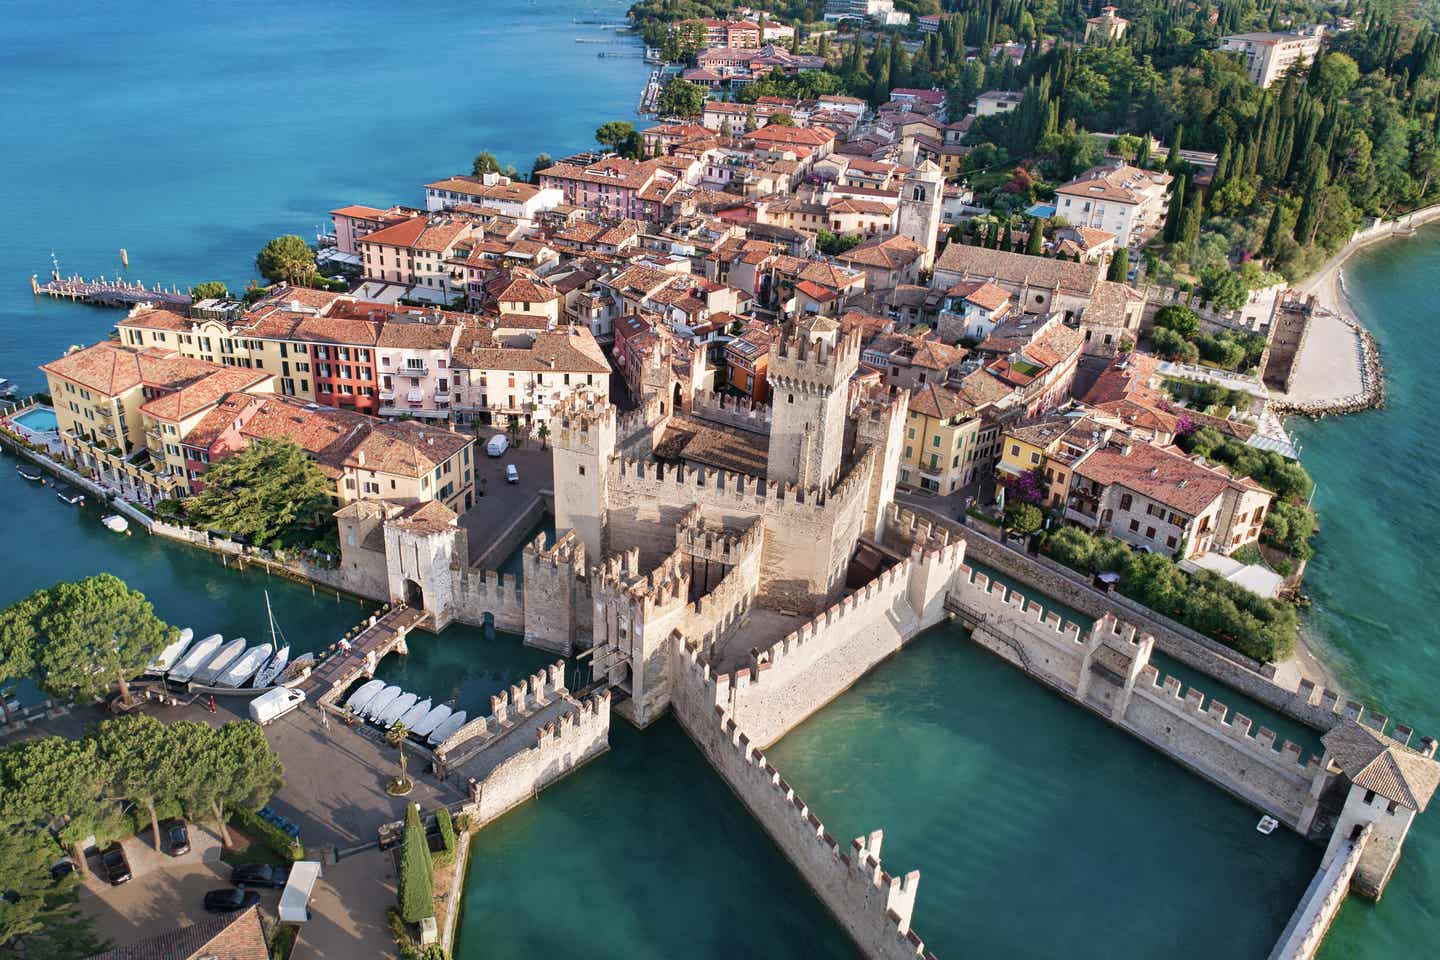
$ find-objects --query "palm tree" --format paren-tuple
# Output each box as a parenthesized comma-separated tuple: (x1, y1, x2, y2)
(386, 721, 411, 793)
(536, 422, 551, 451)
(505, 414, 522, 448)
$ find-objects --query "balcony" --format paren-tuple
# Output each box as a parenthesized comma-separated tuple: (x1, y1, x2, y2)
(379, 387, 395, 400)
(406, 389, 424, 403)
(400, 364, 429, 377)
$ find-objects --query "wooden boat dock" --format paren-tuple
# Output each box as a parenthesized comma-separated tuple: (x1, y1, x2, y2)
(32, 273, 192, 308)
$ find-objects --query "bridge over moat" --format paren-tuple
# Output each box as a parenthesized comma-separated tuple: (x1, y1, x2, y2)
(298, 603, 426, 707)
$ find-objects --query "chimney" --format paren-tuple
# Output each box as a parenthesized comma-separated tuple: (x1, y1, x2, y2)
(357, 450, 366, 466)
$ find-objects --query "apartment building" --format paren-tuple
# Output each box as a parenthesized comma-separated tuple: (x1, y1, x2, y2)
(975, 90, 1024, 116)
(41, 341, 274, 503)
(357, 214, 478, 295)
(376, 320, 463, 420)
(1220, 28, 1324, 87)
(1066, 440, 1273, 559)
(329, 204, 421, 255)
(995, 415, 1112, 509)
(898, 383, 984, 494)
(449, 319, 611, 433)
(536, 157, 682, 222)
(422, 175, 562, 219)
(1054, 163, 1173, 247)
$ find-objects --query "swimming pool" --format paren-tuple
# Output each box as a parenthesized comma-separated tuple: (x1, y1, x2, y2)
(12, 406, 58, 432)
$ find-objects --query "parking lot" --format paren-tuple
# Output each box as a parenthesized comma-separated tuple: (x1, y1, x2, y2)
(75, 824, 277, 952)
(460, 440, 554, 566)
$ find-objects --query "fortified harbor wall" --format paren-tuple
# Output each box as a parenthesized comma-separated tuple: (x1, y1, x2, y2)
(885, 504, 1381, 734)
(671, 646, 935, 960)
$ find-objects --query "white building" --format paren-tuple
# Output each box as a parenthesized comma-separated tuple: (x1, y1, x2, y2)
(1054, 163, 1173, 248)
(422, 174, 562, 220)
(1220, 28, 1324, 87)
(975, 90, 1025, 117)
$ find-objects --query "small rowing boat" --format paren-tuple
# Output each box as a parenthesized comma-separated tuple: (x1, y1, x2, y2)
(428, 711, 468, 745)
(146, 627, 194, 676)
(344, 679, 387, 715)
(101, 514, 129, 534)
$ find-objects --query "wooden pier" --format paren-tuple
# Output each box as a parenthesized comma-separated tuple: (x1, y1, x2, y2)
(32, 273, 192, 308)
(299, 603, 426, 707)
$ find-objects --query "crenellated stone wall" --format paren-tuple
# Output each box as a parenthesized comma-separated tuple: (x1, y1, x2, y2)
(714, 542, 967, 747)
(522, 530, 589, 655)
(451, 566, 525, 634)
(670, 647, 935, 960)
(689, 389, 773, 435)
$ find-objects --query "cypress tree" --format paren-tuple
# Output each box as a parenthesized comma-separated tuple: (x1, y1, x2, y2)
(1106, 248, 1130, 281)
(1026, 220, 1046, 255)
(1163, 177, 1186, 242)
(1166, 124, 1184, 171)
(398, 803, 435, 924)
(1001, 221, 1014, 250)
(1261, 205, 1285, 258)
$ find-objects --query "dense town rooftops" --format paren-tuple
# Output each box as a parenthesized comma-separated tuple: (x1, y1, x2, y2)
(452, 324, 610, 374)
(360, 215, 472, 252)
(836, 235, 924, 270)
(139, 367, 271, 422)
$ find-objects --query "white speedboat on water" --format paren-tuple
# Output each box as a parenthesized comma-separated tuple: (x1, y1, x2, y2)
(146, 627, 194, 675)
(376, 692, 418, 728)
(193, 637, 247, 685)
(397, 698, 432, 731)
(344, 679, 386, 715)
(411, 703, 452, 739)
(168, 634, 223, 683)
(428, 711, 468, 745)
(215, 643, 273, 688)
(363, 685, 403, 720)
(101, 514, 129, 534)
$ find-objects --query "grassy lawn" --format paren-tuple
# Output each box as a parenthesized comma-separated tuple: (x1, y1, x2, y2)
(218, 824, 289, 868)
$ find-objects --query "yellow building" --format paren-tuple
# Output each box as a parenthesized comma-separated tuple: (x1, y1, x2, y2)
(41, 341, 272, 503)
(995, 415, 1112, 509)
(898, 383, 982, 495)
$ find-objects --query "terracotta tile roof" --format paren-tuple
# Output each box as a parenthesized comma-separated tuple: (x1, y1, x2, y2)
(946, 279, 1012, 313)
(934, 244, 1101, 297)
(330, 204, 385, 218)
(42, 343, 228, 399)
(378, 322, 460, 350)
(238, 396, 372, 476)
(538, 157, 665, 191)
(836, 235, 924, 270)
(391, 498, 458, 534)
(1074, 441, 1234, 516)
(1323, 719, 1440, 812)
(490, 274, 561, 304)
(182, 393, 264, 448)
(908, 382, 976, 421)
(1056, 163, 1172, 205)
(827, 197, 897, 216)
(347, 420, 469, 475)
(118, 306, 194, 332)
(452, 324, 611, 375)
(360, 216, 472, 252)
(86, 904, 267, 960)
(793, 279, 838, 302)
(425, 176, 541, 203)
(140, 368, 272, 422)
(957, 367, 1016, 407)
(1082, 352, 1162, 406)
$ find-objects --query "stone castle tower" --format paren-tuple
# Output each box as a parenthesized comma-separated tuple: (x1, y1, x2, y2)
(551, 397, 617, 563)
(766, 317, 860, 491)
(897, 159, 945, 270)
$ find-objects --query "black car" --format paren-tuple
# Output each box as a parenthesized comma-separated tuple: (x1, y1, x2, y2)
(230, 863, 290, 888)
(203, 887, 261, 914)
(165, 820, 190, 857)
(100, 844, 131, 885)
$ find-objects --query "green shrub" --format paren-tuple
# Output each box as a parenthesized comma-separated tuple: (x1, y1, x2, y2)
(437, 807, 457, 855)
(398, 804, 434, 924)
(231, 806, 304, 862)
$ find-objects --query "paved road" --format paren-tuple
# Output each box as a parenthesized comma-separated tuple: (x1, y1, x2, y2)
(459, 442, 555, 565)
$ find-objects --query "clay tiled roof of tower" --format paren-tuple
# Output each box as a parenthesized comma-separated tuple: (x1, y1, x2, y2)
(1323, 719, 1440, 812)
(391, 499, 458, 535)
(86, 904, 267, 960)
(934, 244, 1101, 297)
(908, 382, 976, 421)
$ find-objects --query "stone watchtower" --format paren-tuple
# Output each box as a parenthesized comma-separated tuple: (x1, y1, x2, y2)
(766, 317, 860, 491)
(897, 159, 945, 270)
(551, 396, 617, 563)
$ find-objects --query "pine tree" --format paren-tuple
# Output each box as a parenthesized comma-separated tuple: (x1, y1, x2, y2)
(398, 803, 435, 924)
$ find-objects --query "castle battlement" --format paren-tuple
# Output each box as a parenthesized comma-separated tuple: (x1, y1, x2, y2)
(675, 509, 764, 566)
(524, 528, 585, 570)
(554, 393, 619, 454)
(536, 690, 612, 746)
(956, 565, 1087, 643)
(618, 394, 669, 441)
(768, 323, 862, 394)
(613, 456, 839, 510)
(690, 389, 773, 435)
(1135, 664, 1320, 773)
(435, 660, 568, 761)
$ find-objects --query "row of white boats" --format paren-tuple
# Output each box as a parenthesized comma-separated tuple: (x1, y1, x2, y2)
(145, 627, 298, 689)
(342, 679, 467, 746)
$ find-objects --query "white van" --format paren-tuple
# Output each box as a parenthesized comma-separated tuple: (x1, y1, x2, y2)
(506, 464, 519, 484)
(249, 687, 306, 725)
(486, 434, 509, 457)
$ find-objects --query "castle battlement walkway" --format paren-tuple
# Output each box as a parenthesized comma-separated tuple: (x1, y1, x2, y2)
(300, 604, 425, 706)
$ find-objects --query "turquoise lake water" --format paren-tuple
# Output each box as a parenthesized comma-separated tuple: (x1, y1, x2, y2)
(2, 1, 1439, 955)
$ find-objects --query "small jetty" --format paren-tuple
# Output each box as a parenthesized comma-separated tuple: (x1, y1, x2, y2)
(32, 273, 192, 309)
(300, 604, 426, 706)
(637, 69, 663, 115)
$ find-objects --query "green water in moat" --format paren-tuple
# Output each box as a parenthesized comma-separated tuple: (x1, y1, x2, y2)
(4, 0, 1440, 953)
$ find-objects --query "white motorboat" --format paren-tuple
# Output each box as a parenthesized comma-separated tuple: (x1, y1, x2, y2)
(428, 711, 468, 746)
(375, 692, 418, 728)
(146, 627, 194, 675)
(396, 698, 432, 731)
(192, 637, 247, 685)
(0, 378, 19, 399)
(215, 643, 273, 688)
(1257, 815, 1279, 835)
(411, 703, 452, 739)
(101, 514, 129, 534)
(363, 685, 403, 720)
(343, 679, 386, 715)
(252, 644, 290, 688)
(168, 634, 223, 682)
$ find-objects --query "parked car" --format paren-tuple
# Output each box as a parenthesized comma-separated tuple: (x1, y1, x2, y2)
(230, 863, 290, 888)
(505, 464, 519, 484)
(49, 857, 75, 882)
(165, 820, 190, 857)
(486, 434, 509, 457)
(203, 887, 261, 914)
(101, 843, 131, 885)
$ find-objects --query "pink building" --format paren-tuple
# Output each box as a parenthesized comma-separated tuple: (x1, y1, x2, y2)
(376, 320, 462, 420)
